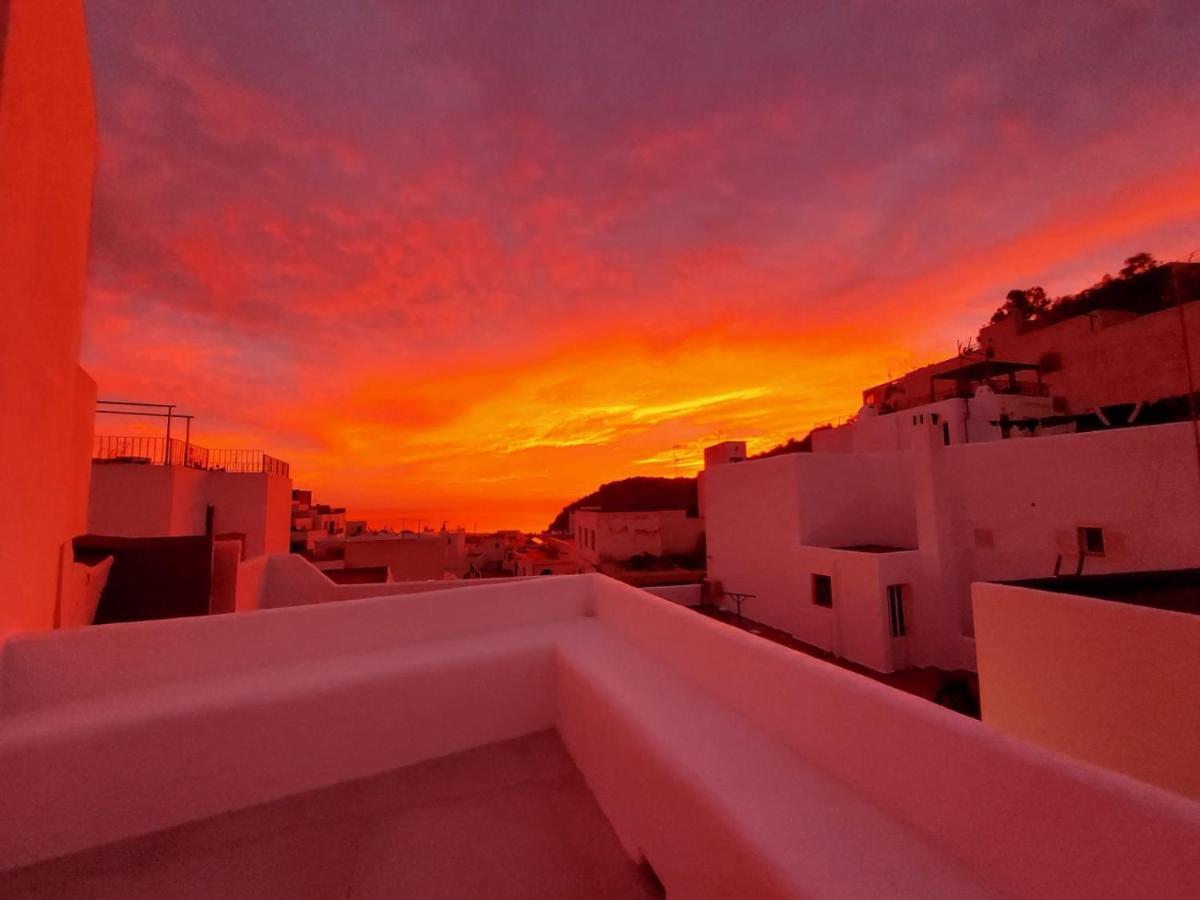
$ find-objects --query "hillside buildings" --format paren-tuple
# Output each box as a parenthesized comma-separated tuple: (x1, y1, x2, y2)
(463, 529, 524, 576)
(4, 5, 1200, 898)
(574, 508, 704, 567)
(289, 489, 346, 554)
(510, 535, 581, 576)
(704, 285, 1200, 674)
(705, 420, 1200, 673)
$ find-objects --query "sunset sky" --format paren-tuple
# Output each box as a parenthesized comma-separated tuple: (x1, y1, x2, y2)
(82, 1, 1200, 531)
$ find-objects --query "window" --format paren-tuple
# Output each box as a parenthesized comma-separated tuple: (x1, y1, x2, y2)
(931, 413, 940, 425)
(942, 423, 951, 446)
(812, 574, 833, 608)
(1078, 526, 1105, 557)
(887, 584, 906, 638)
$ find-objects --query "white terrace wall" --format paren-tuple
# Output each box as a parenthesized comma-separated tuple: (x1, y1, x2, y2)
(2, 575, 1199, 895)
(974, 581, 1200, 801)
(234, 553, 541, 612)
(580, 578, 1200, 899)
(0, 1, 97, 639)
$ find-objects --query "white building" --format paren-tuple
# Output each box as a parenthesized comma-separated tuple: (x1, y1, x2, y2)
(703, 418, 1200, 673)
(573, 508, 704, 569)
(0, 0, 100, 639)
(89, 439, 292, 560)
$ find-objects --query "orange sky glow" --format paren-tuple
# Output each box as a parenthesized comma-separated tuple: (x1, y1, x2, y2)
(82, 3, 1200, 530)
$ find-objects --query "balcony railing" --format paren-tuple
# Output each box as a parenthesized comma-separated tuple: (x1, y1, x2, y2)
(94, 436, 289, 477)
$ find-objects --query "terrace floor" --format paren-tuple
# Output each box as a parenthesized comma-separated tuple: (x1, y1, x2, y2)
(1, 731, 661, 900)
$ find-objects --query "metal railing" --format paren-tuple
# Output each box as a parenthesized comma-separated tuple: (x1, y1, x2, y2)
(94, 436, 289, 477)
(207, 448, 290, 476)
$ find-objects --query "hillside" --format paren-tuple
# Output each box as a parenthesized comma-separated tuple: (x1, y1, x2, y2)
(988, 254, 1200, 331)
(749, 433, 814, 459)
(547, 476, 698, 533)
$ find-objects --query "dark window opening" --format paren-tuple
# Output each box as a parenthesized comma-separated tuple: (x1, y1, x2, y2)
(812, 573, 833, 608)
(942, 422, 951, 446)
(1078, 526, 1105, 557)
(887, 584, 906, 637)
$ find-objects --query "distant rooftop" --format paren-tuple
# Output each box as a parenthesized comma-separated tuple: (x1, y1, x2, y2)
(93, 436, 289, 477)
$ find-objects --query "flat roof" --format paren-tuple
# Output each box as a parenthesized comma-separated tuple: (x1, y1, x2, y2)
(929, 359, 1040, 380)
(1001, 568, 1200, 617)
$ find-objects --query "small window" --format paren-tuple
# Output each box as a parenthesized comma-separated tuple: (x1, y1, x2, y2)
(912, 416, 918, 425)
(931, 413, 940, 425)
(812, 574, 833, 608)
(887, 584, 906, 638)
(1078, 526, 1105, 557)
(942, 422, 951, 446)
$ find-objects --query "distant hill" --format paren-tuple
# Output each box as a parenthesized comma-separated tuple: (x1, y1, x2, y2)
(547, 476, 698, 533)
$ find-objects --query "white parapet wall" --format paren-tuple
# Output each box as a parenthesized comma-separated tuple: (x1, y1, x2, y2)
(974, 579, 1200, 801)
(1, 574, 1198, 896)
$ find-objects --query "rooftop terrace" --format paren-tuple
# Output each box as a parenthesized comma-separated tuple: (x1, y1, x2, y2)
(94, 435, 290, 477)
(2, 573, 1198, 897)
(1002, 568, 1200, 617)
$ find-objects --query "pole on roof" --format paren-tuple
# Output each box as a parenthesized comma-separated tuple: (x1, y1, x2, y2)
(164, 405, 173, 465)
(1173, 254, 1200, 488)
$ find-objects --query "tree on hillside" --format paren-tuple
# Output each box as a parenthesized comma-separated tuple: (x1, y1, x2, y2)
(984, 252, 1195, 331)
(1119, 252, 1157, 279)
(989, 286, 1050, 324)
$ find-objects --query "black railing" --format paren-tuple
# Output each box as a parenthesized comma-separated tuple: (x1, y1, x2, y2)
(94, 436, 289, 477)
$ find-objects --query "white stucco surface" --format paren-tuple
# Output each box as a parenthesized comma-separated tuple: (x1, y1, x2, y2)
(2, 575, 1198, 897)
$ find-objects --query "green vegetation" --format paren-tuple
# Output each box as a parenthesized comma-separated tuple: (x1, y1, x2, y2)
(988, 253, 1200, 330)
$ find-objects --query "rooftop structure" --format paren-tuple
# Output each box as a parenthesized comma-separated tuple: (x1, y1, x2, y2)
(89, 427, 293, 560)
(703, 418, 1200, 673)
